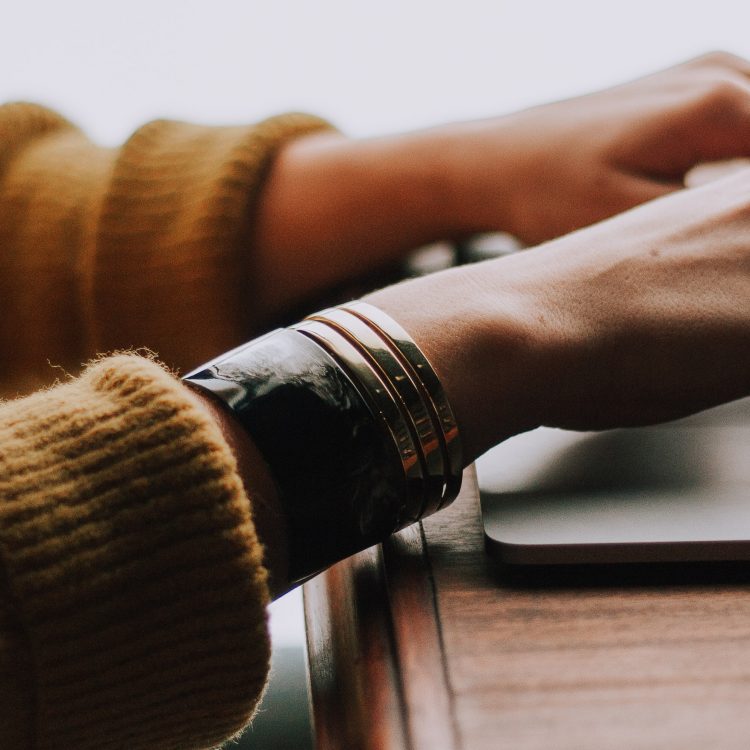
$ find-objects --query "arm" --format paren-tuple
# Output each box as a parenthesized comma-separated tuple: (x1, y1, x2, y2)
(1, 52, 749, 748)
(3, 53, 750, 396)
(0, 106, 338, 397)
(365, 167, 750, 461)
(1, 166, 749, 750)
(199, 162, 750, 596)
(253, 50, 750, 319)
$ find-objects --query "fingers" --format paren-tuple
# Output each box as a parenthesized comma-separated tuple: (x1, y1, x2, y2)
(625, 60, 750, 178)
(685, 73, 750, 159)
(682, 52, 750, 158)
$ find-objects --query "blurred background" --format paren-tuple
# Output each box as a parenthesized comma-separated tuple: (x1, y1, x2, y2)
(2, 1, 748, 746)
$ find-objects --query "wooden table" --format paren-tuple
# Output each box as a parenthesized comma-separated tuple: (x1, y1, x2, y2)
(304, 466, 750, 749)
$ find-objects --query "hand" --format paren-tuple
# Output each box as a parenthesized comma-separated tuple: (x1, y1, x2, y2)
(445, 51, 750, 244)
(198, 162, 750, 593)
(366, 168, 750, 461)
(253, 53, 750, 320)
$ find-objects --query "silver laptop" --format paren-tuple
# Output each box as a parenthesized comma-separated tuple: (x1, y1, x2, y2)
(479, 398, 750, 565)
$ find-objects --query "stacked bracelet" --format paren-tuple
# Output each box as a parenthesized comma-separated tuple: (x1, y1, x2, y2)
(297, 302, 463, 516)
(343, 301, 463, 510)
(183, 303, 462, 584)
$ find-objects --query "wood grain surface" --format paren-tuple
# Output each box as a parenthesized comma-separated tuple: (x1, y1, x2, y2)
(304, 525, 457, 750)
(304, 545, 407, 750)
(306, 467, 750, 749)
(423, 468, 750, 750)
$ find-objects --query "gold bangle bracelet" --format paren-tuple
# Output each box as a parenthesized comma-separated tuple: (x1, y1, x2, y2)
(293, 320, 426, 525)
(343, 301, 463, 509)
(308, 307, 445, 518)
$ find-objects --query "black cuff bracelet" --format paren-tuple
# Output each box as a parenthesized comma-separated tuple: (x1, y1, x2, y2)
(183, 305, 462, 585)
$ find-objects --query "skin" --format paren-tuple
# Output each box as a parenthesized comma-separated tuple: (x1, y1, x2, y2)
(251, 52, 750, 318)
(201, 52, 750, 597)
(367, 171, 750, 460)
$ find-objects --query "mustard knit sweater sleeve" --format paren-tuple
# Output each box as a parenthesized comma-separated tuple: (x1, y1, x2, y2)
(0, 102, 331, 397)
(0, 104, 332, 748)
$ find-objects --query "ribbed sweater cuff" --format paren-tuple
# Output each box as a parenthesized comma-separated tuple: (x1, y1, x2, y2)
(0, 102, 76, 177)
(91, 112, 334, 370)
(0, 355, 271, 750)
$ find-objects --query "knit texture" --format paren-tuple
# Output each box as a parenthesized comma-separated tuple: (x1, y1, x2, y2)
(0, 355, 271, 749)
(91, 112, 333, 370)
(0, 102, 333, 747)
(0, 103, 113, 397)
(0, 103, 332, 398)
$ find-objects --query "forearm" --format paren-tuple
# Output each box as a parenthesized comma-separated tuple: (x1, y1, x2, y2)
(250, 123, 519, 320)
(254, 51, 750, 293)
(377, 168, 750, 461)
(364, 259, 542, 462)
(0, 105, 332, 395)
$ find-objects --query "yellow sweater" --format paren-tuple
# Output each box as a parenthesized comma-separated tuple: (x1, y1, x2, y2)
(0, 104, 331, 749)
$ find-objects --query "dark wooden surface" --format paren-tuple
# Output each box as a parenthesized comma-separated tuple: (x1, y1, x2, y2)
(304, 466, 750, 749)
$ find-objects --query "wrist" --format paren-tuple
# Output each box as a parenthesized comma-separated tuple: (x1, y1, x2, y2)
(252, 128, 461, 320)
(365, 259, 545, 461)
(326, 128, 470, 240)
(431, 116, 532, 238)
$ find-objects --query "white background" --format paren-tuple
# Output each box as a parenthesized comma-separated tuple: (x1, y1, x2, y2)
(5, 0, 750, 143)
(4, 0, 749, 643)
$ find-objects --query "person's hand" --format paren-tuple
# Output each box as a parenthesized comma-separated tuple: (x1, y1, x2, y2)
(195, 161, 750, 594)
(253, 53, 750, 321)
(443, 51, 750, 244)
(366, 167, 750, 461)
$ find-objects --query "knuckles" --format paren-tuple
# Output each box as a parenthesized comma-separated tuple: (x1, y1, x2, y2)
(688, 76, 750, 126)
(656, 52, 750, 127)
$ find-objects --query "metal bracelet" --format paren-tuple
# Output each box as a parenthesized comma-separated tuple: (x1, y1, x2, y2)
(343, 301, 463, 509)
